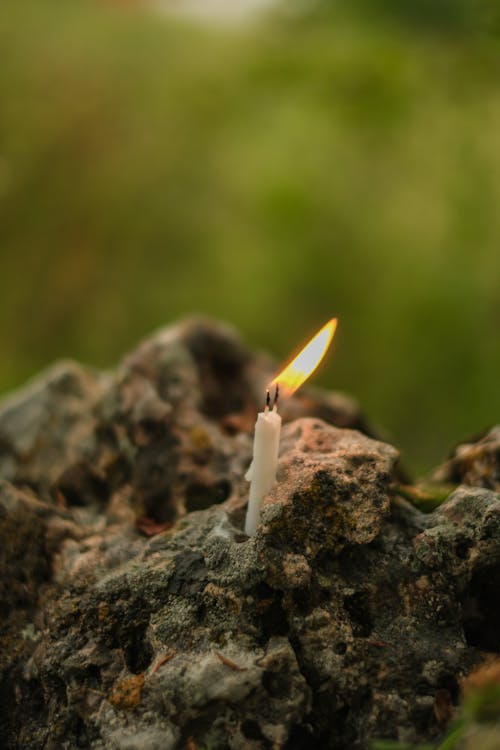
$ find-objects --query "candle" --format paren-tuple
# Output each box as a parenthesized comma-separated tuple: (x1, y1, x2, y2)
(244, 318, 338, 536)
(244, 388, 282, 536)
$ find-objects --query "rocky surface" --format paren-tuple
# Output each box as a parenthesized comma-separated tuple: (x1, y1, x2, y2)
(0, 317, 499, 749)
(433, 426, 500, 492)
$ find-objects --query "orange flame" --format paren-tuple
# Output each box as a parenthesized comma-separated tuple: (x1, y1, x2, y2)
(271, 317, 337, 398)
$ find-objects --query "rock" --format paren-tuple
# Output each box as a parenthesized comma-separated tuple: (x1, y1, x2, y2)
(433, 425, 500, 491)
(413, 486, 500, 654)
(0, 317, 499, 749)
(259, 419, 398, 560)
(0, 361, 107, 492)
(0, 481, 53, 673)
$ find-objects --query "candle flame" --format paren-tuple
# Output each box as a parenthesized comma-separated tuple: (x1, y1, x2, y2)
(271, 317, 337, 398)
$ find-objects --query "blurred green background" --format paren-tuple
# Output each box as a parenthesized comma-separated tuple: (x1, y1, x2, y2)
(1, 0, 499, 474)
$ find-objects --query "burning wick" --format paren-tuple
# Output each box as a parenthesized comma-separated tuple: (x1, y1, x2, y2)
(244, 318, 338, 536)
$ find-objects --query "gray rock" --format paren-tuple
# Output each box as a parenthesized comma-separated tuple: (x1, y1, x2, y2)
(0, 361, 107, 491)
(0, 318, 499, 749)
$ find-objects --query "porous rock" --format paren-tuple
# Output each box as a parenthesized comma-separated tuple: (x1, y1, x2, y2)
(260, 419, 397, 560)
(0, 318, 499, 749)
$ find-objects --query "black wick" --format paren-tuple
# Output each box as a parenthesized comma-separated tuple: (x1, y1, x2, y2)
(265, 389, 271, 409)
(273, 384, 279, 408)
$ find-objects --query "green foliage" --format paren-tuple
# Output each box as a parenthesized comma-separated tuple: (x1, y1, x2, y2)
(1, 0, 500, 473)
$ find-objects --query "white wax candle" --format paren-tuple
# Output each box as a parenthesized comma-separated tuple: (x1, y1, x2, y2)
(244, 405, 282, 536)
(243, 319, 337, 536)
